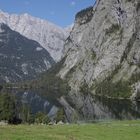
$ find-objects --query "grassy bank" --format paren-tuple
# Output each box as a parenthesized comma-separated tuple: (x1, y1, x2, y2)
(0, 120, 140, 140)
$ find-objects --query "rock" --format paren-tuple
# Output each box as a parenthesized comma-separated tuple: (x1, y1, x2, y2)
(131, 82, 140, 101)
(0, 120, 8, 125)
(57, 0, 140, 120)
(0, 24, 55, 83)
(0, 10, 70, 62)
(57, 121, 64, 125)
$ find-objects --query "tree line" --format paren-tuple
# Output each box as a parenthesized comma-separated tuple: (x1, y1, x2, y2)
(0, 93, 65, 124)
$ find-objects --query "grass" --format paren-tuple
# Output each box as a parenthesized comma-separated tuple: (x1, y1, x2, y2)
(0, 120, 140, 140)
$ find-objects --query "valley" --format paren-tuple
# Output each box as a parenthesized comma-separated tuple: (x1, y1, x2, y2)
(0, 0, 140, 134)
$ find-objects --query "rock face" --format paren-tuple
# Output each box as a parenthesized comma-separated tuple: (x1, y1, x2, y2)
(0, 23, 55, 83)
(57, 0, 140, 121)
(0, 10, 69, 61)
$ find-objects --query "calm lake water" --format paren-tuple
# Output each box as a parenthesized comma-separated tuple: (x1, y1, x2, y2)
(1, 88, 140, 121)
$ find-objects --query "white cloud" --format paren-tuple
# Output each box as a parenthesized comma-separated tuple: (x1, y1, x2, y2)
(70, 1, 76, 6)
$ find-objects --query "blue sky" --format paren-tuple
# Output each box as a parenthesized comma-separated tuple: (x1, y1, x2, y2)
(0, 0, 96, 27)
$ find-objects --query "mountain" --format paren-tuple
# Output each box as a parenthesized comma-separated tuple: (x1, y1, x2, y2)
(0, 10, 69, 62)
(0, 23, 55, 83)
(42, 0, 140, 121)
(64, 24, 74, 34)
(1, 0, 140, 122)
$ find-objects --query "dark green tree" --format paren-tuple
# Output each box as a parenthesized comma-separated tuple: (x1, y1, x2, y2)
(55, 108, 65, 123)
(21, 104, 31, 123)
(0, 85, 3, 91)
(28, 114, 35, 124)
(0, 93, 17, 123)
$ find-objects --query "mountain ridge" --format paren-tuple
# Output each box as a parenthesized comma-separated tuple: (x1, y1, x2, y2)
(0, 10, 70, 61)
(1, 0, 140, 122)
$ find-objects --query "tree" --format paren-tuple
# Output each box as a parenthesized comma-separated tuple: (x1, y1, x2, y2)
(28, 114, 35, 124)
(55, 108, 65, 123)
(0, 93, 17, 123)
(0, 85, 3, 91)
(21, 104, 31, 123)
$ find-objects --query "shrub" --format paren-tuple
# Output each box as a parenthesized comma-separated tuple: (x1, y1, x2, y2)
(35, 112, 50, 124)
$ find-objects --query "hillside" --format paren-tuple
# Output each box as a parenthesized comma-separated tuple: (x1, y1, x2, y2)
(0, 23, 55, 83)
(1, 0, 140, 123)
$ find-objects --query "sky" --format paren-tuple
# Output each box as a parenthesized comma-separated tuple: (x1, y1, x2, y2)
(0, 0, 96, 27)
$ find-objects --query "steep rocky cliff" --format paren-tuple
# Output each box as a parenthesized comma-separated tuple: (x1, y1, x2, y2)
(57, 0, 140, 121)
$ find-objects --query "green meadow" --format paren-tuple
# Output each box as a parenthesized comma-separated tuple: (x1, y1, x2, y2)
(0, 120, 140, 140)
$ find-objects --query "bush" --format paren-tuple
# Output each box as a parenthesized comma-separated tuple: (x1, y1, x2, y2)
(35, 112, 50, 124)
